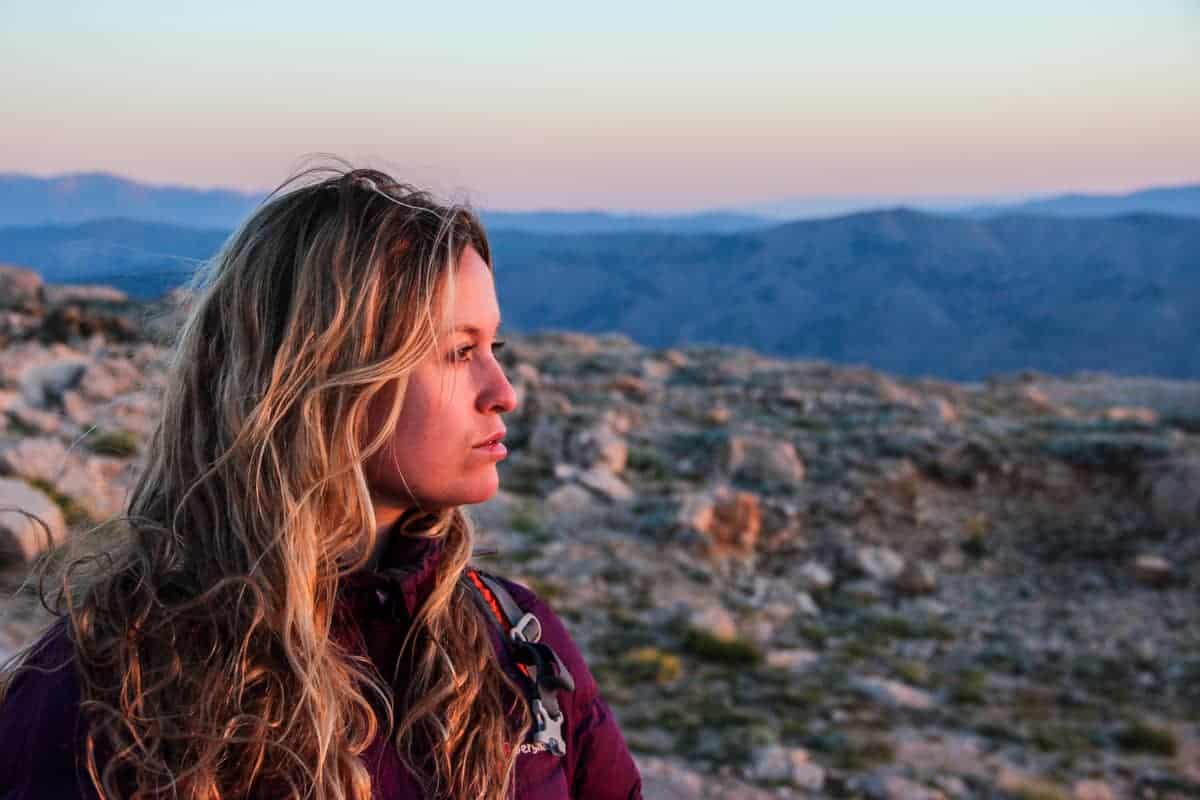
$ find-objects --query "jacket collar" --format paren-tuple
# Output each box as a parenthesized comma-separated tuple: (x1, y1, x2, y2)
(338, 526, 446, 620)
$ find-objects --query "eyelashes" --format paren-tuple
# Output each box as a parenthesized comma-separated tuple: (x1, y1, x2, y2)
(451, 340, 506, 363)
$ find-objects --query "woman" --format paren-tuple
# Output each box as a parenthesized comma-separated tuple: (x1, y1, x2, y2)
(0, 168, 642, 799)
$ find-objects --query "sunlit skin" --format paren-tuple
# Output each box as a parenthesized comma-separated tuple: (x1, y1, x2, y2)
(362, 247, 517, 542)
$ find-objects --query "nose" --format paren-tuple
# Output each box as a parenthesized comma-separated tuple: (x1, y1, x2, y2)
(479, 357, 518, 415)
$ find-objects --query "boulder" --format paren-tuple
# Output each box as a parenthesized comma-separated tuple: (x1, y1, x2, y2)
(677, 487, 761, 560)
(0, 264, 44, 313)
(570, 423, 627, 473)
(0, 478, 66, 563)
(553, 463, 634, 503)
(19, 359, 88, 408)
(0, 437, 69, 482)
(722, 436, 805, 487)
(1144, 458, 1200, 530)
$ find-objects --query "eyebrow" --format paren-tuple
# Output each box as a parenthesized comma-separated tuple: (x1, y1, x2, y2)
(453, 321, 502, 335)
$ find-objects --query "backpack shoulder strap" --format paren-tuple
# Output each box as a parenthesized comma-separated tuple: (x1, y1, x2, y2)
(463, 567, 576, 756)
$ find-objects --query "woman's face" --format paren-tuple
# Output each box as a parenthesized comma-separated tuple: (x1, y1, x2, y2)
(363, 246, 516, 524)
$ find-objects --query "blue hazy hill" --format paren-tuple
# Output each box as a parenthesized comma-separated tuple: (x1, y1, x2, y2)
(0, 173, 770, 234)
(3, 209, 1198, 380)
(967, 184, 1200, 219)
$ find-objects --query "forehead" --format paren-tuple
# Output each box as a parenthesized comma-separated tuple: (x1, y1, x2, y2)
(439, 246, 500, 333)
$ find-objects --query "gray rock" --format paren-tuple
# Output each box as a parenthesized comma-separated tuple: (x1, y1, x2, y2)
(572, 423, 628, 473)
(723, 435, 806, 487)
(19, 359, 88, 408)
(1144, 457, 1200, 530)
(797, 560, 834, 592)
(0, 437, 69, 483)
(675, 486, 761, 560)
(0, 477, 66, 562)
(43, 284, 128, 305)
(850, 676, 935, 710)
(545, 483, 596, 514)
(860, 773, 945, 800)
(0, 264, 44, 313)
(688, 605, 739, 642)
(749, 745, 821, 789)
(851, 545, 905, 582)
(765, 648, 820, 673)
(895, 560, 938, 595)
(575, 466, 634, 502)
(1133, 554, 1172, 587)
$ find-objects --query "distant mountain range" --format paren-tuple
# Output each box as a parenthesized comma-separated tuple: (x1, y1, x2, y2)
(0, 173, 263, 229)
(964, 184, 1200, 219)
(3, 173, 1199, 234)
(2, 210, 1198, 380)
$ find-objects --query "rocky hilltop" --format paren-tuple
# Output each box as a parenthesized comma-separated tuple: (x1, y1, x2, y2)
(0, 263, 1197, 799)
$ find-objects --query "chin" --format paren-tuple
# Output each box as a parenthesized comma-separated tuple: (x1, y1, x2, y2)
(457, 471, 501, 507)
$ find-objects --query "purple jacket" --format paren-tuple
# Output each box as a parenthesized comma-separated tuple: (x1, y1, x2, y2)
(0, 537, 642, 799)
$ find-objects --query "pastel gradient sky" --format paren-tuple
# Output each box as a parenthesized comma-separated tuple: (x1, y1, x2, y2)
(3, 1, 1198, 211)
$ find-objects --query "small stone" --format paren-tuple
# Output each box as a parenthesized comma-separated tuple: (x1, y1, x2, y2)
(851, 546, 905, 582)
(797, 560, 834, 592)
(895, 560, 938, 595)
(791, 761, 826, 791)
(611, 375, 649, 399)
(927, 396, 959, 424)
(575, 467, 634, 502)
(704, 405, 731, 425)
(689, 605, 739, 642)
(766, 648, 819, 673)
(1103, 406, 1158, 425)
(1073, 779, 1116, 800)
(662, 349, 688, 368)
(841, 579, 885, 603)
(861, 773, 945, 800)
(1133, 554, 1172, 587)
(749, 745, 817, 787)
(851, 676, 934, 710)
(545, 483, 595, 515)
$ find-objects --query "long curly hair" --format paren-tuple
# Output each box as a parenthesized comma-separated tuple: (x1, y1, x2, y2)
(4, 166, 531, 799)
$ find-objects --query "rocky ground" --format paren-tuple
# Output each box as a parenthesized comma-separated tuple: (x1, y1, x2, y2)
(1, 263, 1197, 799)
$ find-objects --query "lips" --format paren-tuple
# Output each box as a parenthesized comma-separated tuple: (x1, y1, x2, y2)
(473, 430, 506, 448)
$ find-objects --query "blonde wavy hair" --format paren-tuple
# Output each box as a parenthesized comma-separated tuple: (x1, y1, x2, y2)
(4, 167, 531, 798)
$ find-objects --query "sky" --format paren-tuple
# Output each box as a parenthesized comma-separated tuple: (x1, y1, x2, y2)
(3, 1, 1199, 212)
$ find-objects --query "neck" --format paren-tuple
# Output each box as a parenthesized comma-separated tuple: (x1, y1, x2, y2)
(366, 499, 409, 569)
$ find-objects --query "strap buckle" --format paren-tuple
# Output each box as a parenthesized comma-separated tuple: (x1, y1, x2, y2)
(532, 697, 567, 756)
(510, 611, 542, 643)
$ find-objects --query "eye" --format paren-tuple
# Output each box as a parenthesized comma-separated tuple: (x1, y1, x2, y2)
(493, 339, 506, 352)
(452, 344, 476, 363)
